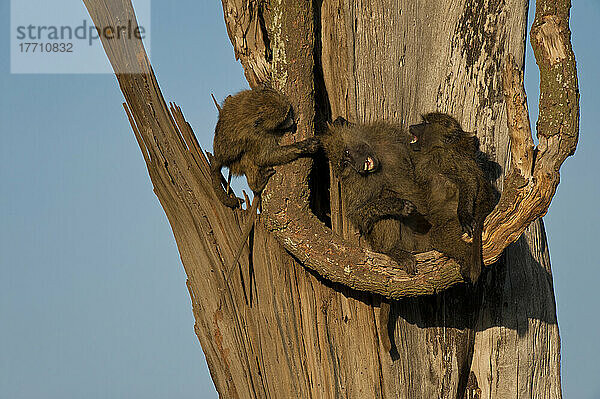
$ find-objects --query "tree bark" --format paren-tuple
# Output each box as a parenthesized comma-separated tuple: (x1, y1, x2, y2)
(83, 0, 577, 397)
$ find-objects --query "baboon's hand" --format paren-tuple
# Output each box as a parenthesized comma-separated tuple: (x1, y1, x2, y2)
(253, 167, 276, 193)
(298, 137, 321, 154)
(390, 250, 417, 275)
(404, 257, 417, 275)
(401, 254, 417, 275)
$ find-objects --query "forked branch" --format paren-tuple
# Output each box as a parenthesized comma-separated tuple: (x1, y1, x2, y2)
(482, 10, 579, 263)
(221, 0, 579, 298)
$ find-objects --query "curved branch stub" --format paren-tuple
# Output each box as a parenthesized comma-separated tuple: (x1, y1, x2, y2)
(483, 7, 579, 264)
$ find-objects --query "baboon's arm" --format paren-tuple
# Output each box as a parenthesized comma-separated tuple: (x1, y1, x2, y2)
(255, 138, 320, 167)
(349, 190, 422, 234)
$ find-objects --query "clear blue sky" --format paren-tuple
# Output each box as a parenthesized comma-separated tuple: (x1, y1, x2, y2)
(1, 1, 598, 398)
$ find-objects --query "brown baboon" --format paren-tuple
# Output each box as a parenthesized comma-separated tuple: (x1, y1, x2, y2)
(209, 87, 320, 208)
(320, 117, 431, 353)
(321, 117, 431, 273)
(208, 87, 320, 287)
(409, 112, 496, 283)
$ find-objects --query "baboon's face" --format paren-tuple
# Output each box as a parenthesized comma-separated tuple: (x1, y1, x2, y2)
(253, 105, 296, 135)
(409, 113, 472, 152)
(341, 143, 380, 176)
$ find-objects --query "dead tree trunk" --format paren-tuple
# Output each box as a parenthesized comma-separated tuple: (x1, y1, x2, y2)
(84, 0, 577, 397)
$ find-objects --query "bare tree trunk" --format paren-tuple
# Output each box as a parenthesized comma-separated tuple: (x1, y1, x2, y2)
(84, 0, 577, 397)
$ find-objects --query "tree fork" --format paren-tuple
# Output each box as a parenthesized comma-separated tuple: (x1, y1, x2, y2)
(82, 0, 574, 396)
(83, 0, 577, 298)
(219, 0, 579, 298)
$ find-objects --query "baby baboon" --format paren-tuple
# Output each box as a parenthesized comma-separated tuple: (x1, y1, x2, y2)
(209, 87, 320, 284)
(409, 112, 495, 282)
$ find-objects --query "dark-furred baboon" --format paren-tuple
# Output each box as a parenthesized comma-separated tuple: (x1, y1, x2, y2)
(209, 87, 320, 286)
(320, 117, 431, 273)
(209, 87, 320, 208)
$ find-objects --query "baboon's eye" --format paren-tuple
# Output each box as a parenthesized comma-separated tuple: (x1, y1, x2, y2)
(410, 135, 418, 144)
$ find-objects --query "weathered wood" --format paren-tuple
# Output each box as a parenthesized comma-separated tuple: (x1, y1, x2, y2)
(483, 5, 579, 263)
(83, 0, 575, 397)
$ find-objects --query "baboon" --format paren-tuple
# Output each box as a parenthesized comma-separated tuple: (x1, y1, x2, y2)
(409, 112, 496, 283)
(321, 117, 431, 273)
(321, 115, 495, 352)
(209, 87, 319, 208)
(320, 117, 431, 353)
(208, 87, 320, 286)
